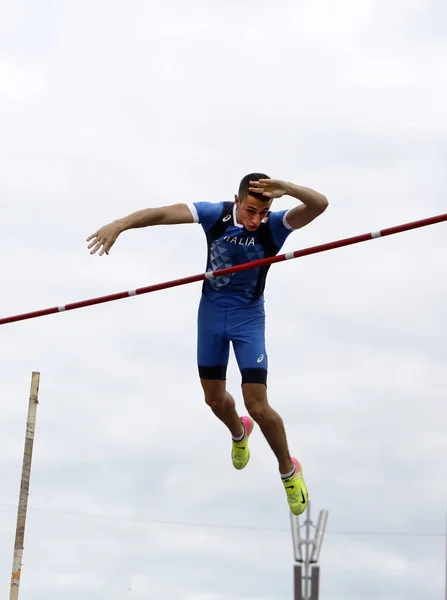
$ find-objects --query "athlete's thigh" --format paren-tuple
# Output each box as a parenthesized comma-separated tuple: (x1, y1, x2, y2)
(228, 304, 268, 385)
(197, 294, 230, 380)
(200, 378, 227, 401)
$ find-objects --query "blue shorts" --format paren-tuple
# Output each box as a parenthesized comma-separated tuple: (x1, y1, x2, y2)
(197, 294, 268, 385)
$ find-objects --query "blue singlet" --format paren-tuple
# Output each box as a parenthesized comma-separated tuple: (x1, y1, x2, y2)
(188, 201, 295, 384)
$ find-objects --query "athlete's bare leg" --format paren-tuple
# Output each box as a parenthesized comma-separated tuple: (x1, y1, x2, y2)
(200, 378, 244, 438)
(242, 383, 294, 474)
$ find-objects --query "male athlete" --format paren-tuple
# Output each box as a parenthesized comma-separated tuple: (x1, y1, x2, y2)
(87, 174, 328, 515)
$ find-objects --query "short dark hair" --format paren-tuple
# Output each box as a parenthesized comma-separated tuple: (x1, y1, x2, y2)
(238, 172, 270, 201)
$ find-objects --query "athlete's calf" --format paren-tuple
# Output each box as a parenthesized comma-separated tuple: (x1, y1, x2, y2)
(242, 383, 294, 474)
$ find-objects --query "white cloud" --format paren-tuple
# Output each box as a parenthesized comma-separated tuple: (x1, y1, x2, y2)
(0, 59, 46, 104)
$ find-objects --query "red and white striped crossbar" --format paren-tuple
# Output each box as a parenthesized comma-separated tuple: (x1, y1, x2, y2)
(1, 212, 446, 326)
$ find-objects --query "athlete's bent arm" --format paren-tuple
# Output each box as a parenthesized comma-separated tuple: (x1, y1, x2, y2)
(248, 179, 328, 230)
(283, 183, 329, 230)
(87, 203, 193, 256)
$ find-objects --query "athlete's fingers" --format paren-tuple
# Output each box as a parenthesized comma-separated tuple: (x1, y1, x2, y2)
(87, 237, 99, 249)
(89, 241, 103, 255)
(99, 240, 114, 256)
(99, 243, 112, 256)
(86, 232, 98, 242)
(249, 187, 274, 198)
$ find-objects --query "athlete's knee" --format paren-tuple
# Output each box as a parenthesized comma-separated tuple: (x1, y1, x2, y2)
(200, 378, 227, 409)
(246, 401, 270, 423)
(242, 383, 269, 422)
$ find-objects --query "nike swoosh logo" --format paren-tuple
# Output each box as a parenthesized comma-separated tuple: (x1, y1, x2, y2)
(233, 446, 246, 450)
(285, 485, 294, 490)
(300, 490, 307, 504)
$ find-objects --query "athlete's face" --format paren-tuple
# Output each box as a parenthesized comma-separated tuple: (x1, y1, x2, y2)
(235, 194, 272, 231)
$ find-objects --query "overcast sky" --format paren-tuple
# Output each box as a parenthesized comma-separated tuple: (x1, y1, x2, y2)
(1, 1, 446, 599)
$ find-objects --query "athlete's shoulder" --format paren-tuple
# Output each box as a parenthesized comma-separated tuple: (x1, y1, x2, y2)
(266, 208, 293, 227)
(266, 208, 295, 249)
(188, 201, 231, 232)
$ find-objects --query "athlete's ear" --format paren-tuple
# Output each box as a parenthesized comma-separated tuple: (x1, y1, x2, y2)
(235, 194, 240, 204)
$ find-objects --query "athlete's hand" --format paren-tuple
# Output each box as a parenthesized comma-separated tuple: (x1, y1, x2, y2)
(86, 221, 123, 256)
(248, 179, 289, 199)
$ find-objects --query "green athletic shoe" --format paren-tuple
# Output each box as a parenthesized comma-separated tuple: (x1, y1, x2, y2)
(282, 458, 309, 515)
(231, 416, 254, 470)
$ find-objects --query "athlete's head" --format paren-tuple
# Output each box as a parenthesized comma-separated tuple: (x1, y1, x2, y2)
(235, 173, 272, 232)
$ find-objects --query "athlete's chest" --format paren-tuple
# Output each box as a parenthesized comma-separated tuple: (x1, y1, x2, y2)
(221, 230, 257, 247)
(205, 205, 277, 262)
(210, 226, 267, 263)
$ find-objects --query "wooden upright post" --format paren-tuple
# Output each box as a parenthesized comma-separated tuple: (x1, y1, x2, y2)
(9, 372, 40, 600)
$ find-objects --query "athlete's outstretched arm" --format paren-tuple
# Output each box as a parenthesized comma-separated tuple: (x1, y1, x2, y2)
(248, 179, 328, 230)
(87, 203, 194, 256)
